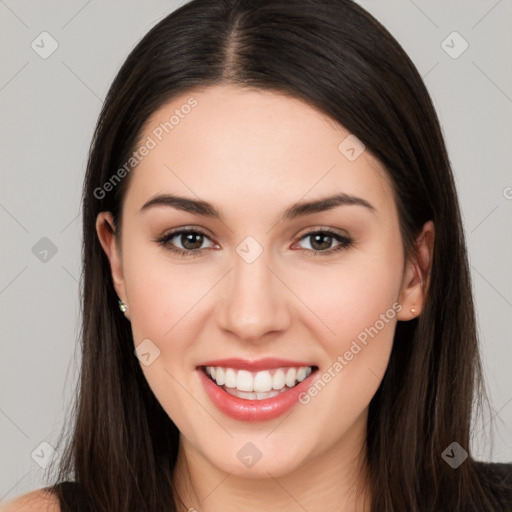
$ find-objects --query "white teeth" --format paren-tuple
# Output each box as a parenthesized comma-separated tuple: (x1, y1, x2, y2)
(296, 367, 306, 382)
(215, 367, 225, 386)
(224, 368, 237, 388)
(205, 365, 314, 394)
(236, 370, 253, 392)
(253, 371, 272, 392)
(224, 388, 282, 400)
(299, 367, 312, 382)
(285, 368, 296, 387)
(225, 388, 258, 400)
(256, 390, 280, 400)
(272, 369, 285, 389)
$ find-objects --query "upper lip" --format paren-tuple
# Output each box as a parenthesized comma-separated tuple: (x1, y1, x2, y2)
(197, 358, 316, 371)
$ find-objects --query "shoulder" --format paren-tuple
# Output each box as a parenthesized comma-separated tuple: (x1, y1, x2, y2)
(1, 488, 60, 512)
(472, 459, 512, 507)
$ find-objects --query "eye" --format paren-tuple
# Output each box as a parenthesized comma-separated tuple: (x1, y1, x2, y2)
(155, 228, 216, 257)
(294, 229, 353, 256)
(155, 227, 353, 258)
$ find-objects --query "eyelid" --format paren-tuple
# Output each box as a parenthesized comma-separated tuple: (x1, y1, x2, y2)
(295, 225, 350, 239)
(155, 225, 353, 257)
(151, 226, 212, 257)
(160, 225, 211, 239)
(292, 226, 353, 255)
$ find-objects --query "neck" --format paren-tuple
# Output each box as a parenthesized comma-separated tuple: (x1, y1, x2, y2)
(172, 411, 372, 512)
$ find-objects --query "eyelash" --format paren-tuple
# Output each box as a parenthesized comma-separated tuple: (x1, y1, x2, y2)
(154, 227, 353, 258)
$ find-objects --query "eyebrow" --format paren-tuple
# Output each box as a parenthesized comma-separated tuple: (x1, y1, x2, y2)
(140, 192, 376, 221)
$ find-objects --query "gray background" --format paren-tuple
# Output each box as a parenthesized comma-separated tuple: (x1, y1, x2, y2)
(1, 0, 511, 502)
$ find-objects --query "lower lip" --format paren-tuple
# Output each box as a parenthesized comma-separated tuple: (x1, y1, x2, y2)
(197, 368, 317, 422)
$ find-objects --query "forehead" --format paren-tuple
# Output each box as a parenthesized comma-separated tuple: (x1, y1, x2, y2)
(125, 85, 393, 216)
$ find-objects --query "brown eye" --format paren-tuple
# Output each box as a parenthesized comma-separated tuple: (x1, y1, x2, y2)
(157, 228, 215, 256)
(179, 232, 205, 250)
(295, 230, 353, 255)
(309, 233, 334, 251)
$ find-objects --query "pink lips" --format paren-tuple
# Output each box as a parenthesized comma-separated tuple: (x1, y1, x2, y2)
(197, 358, 317, 422)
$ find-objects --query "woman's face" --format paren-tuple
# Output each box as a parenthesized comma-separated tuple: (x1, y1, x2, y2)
(97, 85, 430, 479)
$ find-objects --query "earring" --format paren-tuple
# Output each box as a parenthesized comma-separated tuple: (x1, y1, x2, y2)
(118, 299, 128, 313)
(410, 305, 417, 315)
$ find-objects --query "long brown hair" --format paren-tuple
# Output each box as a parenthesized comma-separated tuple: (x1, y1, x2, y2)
(45, 0, 500, 509)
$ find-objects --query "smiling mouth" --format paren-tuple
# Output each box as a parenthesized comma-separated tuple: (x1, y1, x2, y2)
(200, 365, 319, 401)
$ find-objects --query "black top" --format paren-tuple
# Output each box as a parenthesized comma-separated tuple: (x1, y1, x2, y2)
(474, 461, 512, 510)
(49, 460, 512, 511)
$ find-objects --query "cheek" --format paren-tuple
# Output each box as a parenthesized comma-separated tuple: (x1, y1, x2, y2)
(121, 243, 211, 431)
(300, 250, 403, 353)
(122, 237, 216, 343)
(295, 266, 401, 442)
(294, 241, 403, 420)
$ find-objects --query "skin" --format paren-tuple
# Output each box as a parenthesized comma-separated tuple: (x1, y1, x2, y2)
(95, 85, 434, 512)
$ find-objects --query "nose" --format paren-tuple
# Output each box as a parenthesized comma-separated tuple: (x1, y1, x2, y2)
(216, 247, 291, 343)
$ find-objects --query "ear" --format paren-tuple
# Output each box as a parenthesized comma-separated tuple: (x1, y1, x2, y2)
(397, 220, 435, 321)
(96, 211, 130, 320)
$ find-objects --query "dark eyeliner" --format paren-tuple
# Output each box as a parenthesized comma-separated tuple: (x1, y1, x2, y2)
(154, 227, 353, 257)
(296, 228, 353, 257)
(154, 227, 211, 258)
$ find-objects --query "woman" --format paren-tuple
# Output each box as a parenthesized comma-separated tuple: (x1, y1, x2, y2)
(3, 0, 511, 510)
